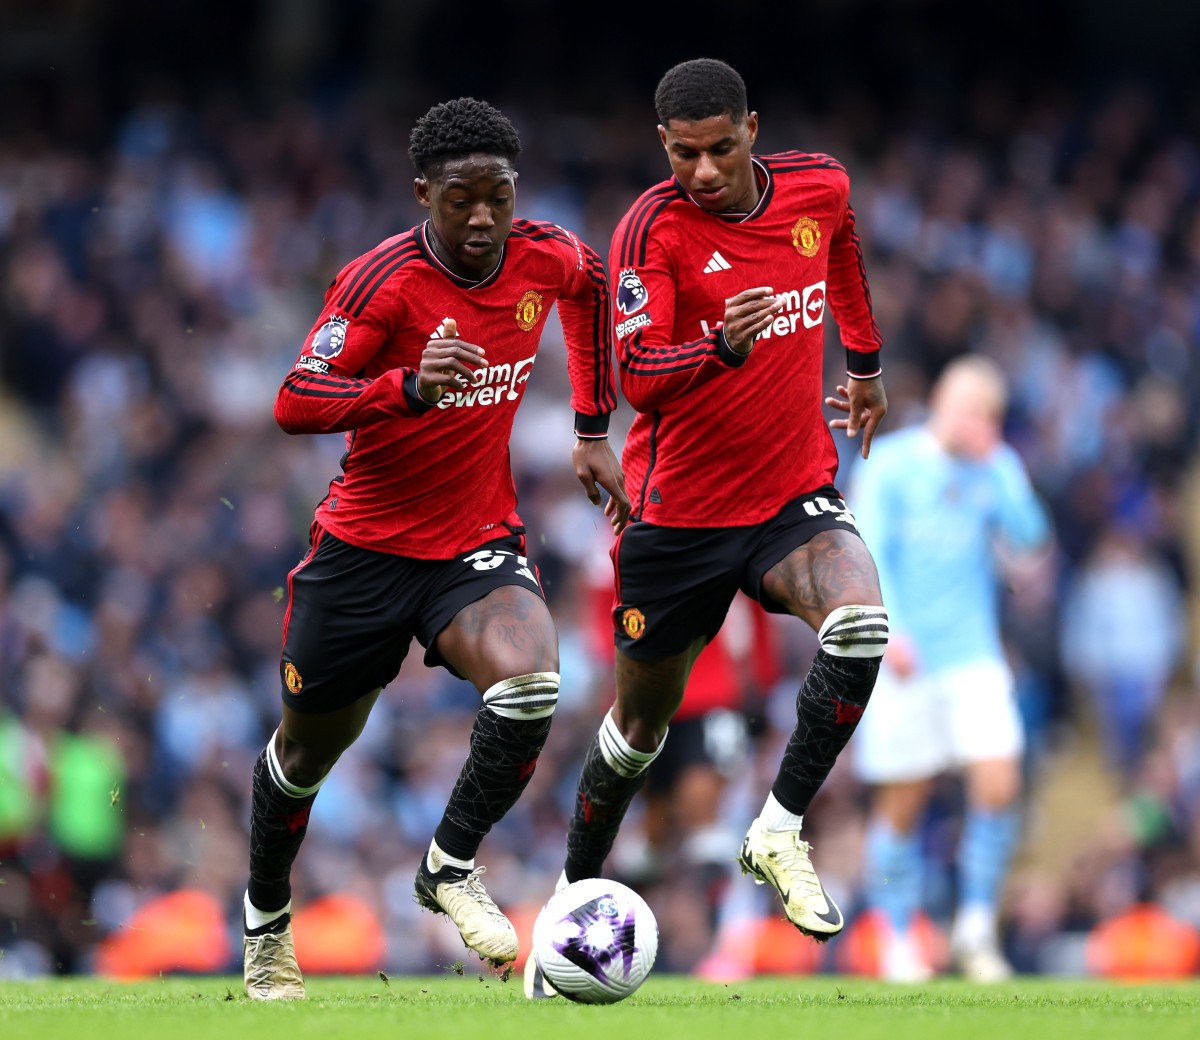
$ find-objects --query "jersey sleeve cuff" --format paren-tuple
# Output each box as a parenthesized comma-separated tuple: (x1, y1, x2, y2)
(717, 329, 752, 367)
(401, 370, 437, 413)
(846, 348, 882, 379)
(573, 411, 611, 438)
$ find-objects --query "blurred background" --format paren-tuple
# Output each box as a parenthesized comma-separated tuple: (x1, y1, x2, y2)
(1, 0, 1199, 982)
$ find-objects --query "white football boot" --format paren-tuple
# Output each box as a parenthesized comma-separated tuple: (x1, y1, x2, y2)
(738, 817, 844, 941)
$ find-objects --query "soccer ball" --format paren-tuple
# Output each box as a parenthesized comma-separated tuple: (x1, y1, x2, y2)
(531, 877, 658, 1004)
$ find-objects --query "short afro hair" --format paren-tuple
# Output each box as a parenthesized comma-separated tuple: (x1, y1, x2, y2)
(408, 97, 522, 178)
(655, 58, 748, 126)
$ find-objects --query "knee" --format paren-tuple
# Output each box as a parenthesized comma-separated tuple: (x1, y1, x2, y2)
(970, 761, 1022, 809)
(483, 671, 560, 720)
(276, 734, 339, 789)
(819, 604, 890, 658)
(618, 715, 667, 752)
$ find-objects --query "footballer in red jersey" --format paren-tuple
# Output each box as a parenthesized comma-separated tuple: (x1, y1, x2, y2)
(241, 97, 630, 1001)
(530, 61, 889, 999)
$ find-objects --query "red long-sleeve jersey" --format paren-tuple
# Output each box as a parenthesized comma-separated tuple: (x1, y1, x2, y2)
(610, 152, 883, 526)
(276, 218, 616, 558)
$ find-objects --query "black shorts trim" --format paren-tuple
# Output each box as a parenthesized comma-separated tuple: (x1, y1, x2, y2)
(611, 486, 863, 660)
(279, 528, 546, 713)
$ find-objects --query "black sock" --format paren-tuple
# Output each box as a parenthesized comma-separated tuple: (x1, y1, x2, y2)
(770, 649, 880, 815)
(564, 732, 650, 882)
(247, 745, 318, 914)
(432, 705, 553, 862)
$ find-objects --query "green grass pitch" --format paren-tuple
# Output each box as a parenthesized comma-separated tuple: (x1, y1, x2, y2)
(2, 975, 1198, 1040)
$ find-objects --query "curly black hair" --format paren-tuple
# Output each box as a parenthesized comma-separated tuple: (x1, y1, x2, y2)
(408, 97, 522, 178)
(654, 58, 748, 126)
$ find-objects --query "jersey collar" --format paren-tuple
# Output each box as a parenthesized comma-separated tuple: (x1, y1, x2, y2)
(419, 221, 506, 289)
(680, 158, 773, 223)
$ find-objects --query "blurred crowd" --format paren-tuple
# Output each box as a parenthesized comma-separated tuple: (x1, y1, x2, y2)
(1, 71, 1199, 981)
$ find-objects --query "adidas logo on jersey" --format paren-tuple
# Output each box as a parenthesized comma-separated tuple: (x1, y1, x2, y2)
(703, 251, 732, 274)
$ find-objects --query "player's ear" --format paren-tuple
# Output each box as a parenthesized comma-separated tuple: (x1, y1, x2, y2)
(413, 176, 432, 211)
(657, 124, 669, 150)
(746, 112, 759, 147)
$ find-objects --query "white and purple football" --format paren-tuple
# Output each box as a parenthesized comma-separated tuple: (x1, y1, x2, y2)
(532, 877, 658, 1004)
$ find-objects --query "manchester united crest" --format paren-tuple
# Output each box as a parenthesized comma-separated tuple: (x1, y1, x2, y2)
(791, 216, 822, 258)
(284, 662, 303, 695)
(515, 290, 543, 331)
(621, 607, 646, 639)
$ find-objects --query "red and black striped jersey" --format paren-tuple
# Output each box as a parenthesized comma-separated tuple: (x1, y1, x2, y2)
(276, 218, 616, 558)
(610, 152, 883, 527)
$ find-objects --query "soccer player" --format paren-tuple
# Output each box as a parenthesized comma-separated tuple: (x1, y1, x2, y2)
(241, 97, 630, 1000)
(848, 354, 1052, 982)
(527, 56, 889, 998)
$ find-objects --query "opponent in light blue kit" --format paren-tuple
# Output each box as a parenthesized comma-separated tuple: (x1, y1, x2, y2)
(848, 354, 1051, 982)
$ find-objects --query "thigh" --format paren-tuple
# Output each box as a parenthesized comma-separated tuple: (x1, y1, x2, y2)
(945, 658, 1025, 766)
(746, 487, 882, 630)
(851, 664, 949, 784)
(281, 527, 420, 714)
(422, 535, 558, 690)
(434, 583, 558, 691)
(610, 520, 744, 660)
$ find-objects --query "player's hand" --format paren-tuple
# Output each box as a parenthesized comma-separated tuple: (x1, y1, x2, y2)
(417, 317, 486, 404)
(825, 375, 888, 459)
(572, 438, 632, 535)
(721, 287, 785, 355)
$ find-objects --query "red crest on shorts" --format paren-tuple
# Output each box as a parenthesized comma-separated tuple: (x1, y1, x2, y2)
(621, 607, 646, 639)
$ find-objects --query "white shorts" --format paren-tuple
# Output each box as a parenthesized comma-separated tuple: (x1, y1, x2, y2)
(851, 657, 1024, 783)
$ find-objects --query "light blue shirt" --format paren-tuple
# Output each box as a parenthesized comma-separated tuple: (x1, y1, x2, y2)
(847, 426, 1050, 672)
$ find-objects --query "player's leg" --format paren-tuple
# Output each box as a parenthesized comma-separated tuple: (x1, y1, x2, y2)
(948, 660, 1025, 980)
(562, 520, 737, 883)
(244, 695, 379, 999)
(851, 663, 944, 980)
(244, 529, 412, 1000)
(739, 495, 888, 940)
(613, 717, 685, 886)
(866, 778, 937, 980)
(564, 645, 697, 881)
(413, 547, 560, 967)
(528, 648, 695, 1001)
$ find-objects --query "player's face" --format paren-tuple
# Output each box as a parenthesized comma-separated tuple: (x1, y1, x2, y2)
(415, 154, 517, 279)
(658, 112, 759, 214)
(935, 378, 1004, 460)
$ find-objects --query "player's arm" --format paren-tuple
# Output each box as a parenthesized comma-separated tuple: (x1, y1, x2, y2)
(823, 196, 887, 458)
(990, 445, 1052, 552)
(274, 288, 450, 435)
(610, 224, 779, 411)
(553, 230, 632, 532)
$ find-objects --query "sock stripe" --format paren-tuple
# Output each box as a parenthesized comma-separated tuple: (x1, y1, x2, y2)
(266, 732, 326, 797)
(819, 606, 890, 658)
(598, 710, 663, 777)
(483, 671, 560, 719)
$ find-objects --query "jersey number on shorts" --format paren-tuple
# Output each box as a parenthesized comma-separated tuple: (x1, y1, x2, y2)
(803, 495, 858, 529)
(463, 549, 538, 584)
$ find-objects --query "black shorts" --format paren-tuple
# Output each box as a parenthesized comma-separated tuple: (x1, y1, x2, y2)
(643, 709, 753, 796)
(611, 485, 863, 660)
(279, 525, 546, 713)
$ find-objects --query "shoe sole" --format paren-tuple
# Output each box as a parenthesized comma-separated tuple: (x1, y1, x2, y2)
(738, 847, 843, 943)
